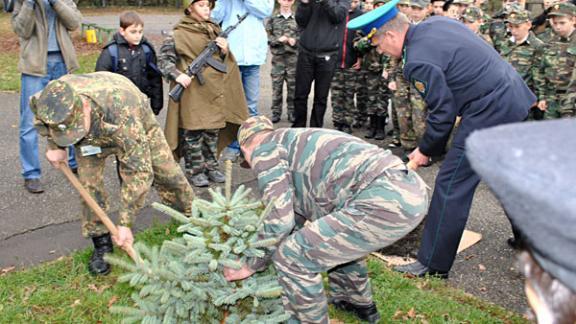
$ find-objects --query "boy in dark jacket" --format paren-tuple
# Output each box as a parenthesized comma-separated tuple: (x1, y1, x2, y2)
(95, 11, 163, 115)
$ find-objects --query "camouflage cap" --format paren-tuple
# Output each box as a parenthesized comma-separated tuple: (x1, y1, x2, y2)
(452, 0, 473, 5)
(374, 0, 388, 7)
(30, 80, 87, 147)
(410, 0, 430, 8)
(506, 7, 531, 24)
(548, 2, 576, 17)
(398, 0, 411, 6)
(238, 116, 274, 148)
(461, 6, 484, 22)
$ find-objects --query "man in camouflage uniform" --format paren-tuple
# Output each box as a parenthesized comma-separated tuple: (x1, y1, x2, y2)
(354, 15, 391, 140)
(266, 0, 299, 123)
(500, 7, 544, 119)
(534, 2, 576, 119)
(489, 0, 522, 52)
(452, 0, 473, 17)
(224, 116, 428, 324)
(461, 6, 494, 45)
(31, 72, 194, 275)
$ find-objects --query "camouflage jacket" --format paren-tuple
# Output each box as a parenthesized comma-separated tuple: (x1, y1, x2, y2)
(246, 128, 404, 271)
(354, 36, 391, 72)
(44, 72, 165, 227)
(534, 31, 576, 103)
(500, 32, 544, 95)
(265, 12, 299, 56)
(488, 14, 509, 53)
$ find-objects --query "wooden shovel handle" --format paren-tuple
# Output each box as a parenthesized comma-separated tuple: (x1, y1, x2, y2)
(60, 164, 139, 263)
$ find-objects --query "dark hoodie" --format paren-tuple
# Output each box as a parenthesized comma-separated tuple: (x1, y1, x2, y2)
(95, 33, 164, 114)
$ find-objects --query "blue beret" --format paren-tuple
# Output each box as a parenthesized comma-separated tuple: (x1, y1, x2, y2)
(466, 119, 576, 293)
(348, 0, 401, 35)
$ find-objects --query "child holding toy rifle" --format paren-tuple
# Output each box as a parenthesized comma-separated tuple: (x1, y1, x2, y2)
(159, 0, 248, 188)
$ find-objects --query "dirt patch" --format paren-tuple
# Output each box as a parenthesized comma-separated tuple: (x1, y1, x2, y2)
(1, 31, 106, 55)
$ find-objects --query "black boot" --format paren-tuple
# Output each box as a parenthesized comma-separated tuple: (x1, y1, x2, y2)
(88, 233, 114, 276)
(364, 115, 377, 139)
(374, 116, 386, 140)
(330, 298, 381, 323)
(340, 124, 352, 134)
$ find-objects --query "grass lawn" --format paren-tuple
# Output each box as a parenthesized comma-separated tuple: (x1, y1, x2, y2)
(0, 221, 528, 323)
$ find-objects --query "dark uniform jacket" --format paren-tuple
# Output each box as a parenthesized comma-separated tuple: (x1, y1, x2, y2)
(95, 33, 164, 114)
(295, 0, 351, 55)
(402, 17, 536, 156)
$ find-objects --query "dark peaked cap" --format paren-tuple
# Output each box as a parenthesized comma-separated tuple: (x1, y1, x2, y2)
(465, 119, 576, 292)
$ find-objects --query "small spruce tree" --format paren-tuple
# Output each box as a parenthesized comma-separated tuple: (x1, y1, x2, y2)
(106, 162, 289, 324)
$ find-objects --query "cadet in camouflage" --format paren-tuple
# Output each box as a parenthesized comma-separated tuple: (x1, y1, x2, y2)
(226, 116, 429, 323)
(534, 2, 576, 119)
(31, 72, 194, 274)
(499, 7, 544, 119)
(266, 0, 299, 123)
(461, 6, 494, 45)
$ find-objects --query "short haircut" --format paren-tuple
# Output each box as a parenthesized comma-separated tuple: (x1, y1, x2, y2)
(375, 12, 410, 36)
(119, 11, 144, 29)
(519, 251, 576, 323)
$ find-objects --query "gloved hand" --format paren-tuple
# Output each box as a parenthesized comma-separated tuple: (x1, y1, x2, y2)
(152, 107, 162, 116)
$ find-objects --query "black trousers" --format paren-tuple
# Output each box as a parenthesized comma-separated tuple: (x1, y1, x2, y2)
(292, 50, 337, 128)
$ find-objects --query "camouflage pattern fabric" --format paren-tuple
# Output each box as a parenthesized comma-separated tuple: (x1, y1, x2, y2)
(354, 69, 369, 124)
(266, 13, 299, 121)
(34, 72, 194, 237)
(242, 127, 428, 323)
(181, 129, 220, 175)
(331, 67, 360, 126)
(409, 85, 427, 142)
(354, 37, 391, 118)
(534, 33, 576, 119)
(500, 32, 544, 95)
(390, 58, 418, 149)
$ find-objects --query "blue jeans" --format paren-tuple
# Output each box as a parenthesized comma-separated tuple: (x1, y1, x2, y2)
(20, 54, 77, 179)
(228, 65, 261, 151)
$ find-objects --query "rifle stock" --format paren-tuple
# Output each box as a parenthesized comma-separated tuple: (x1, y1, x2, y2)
(169, 13, 249, 103)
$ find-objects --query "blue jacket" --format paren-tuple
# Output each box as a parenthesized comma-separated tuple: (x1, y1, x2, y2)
(403, 16, 535, 156)
(211, 0, 274, 66)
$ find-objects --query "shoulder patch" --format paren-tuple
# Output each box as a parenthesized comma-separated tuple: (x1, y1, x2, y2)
(412, 79, 428, 97)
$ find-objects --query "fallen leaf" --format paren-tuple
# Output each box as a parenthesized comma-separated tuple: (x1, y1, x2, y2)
(392, 310, 404, 320)
(464, 254, 476, 260)
(479, 287, 487, 292)
(165, 228, 171, 235)
(0, 266, 16, 276)
(49, 250, 56, 254)
(70, 299, 81, 307)
(22, 286, 37, 303)
(329, 320, 345, 324)
(407, 307, 416, 318)
(88, 283, 110, 294)
(108, 295, 119, 308)
(478, 264, 486, 272)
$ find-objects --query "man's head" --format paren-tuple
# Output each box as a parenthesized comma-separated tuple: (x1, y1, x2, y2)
(238, 116, 275, 166)
(410, 0, 431, 22)
(186, 0, 215, 21)
(119, 11, 144, 46)
(374, 0, 387, 9)
(460, 6, 484, 32)
(30, 80, 90, 147)
(548, 2, 576, 38)
(452, 0, 473, 14)
(506, 8, 532, 41)
(398, 0, 412, 14)
(351, 0, 361, 11)
(431, 0, 445, 15)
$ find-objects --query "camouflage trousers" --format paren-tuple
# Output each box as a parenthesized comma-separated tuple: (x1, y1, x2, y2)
(77, 127, 194, 238)
(272, 162, 429, 323)
(181, 128, 220, 175)
(364, 70, 389, 118)
(543, 97, 573, 119)
(392, 77, 427, 149)
(271, 53, 297, 120)
(331, 67, 359, 126)
(355, 70, 369, 124)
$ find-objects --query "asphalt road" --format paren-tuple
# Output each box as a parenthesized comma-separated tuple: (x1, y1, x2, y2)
(0, 14, 528, 316)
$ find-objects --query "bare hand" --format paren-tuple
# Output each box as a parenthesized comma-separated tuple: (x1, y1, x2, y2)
(537, 100, 547, 111)
(287, 37, 296, 46)
(175, 74, 192, 88)
(408, 147, 430, 170)
(113, 226, 134, 250)
(388, 81, 397, 91)
(224, 263, 256, 281)
(46, 149, 67, 168)
(215, 37, 228, 54)
(278, 35, 288, 43)
(382, 70, 389, 80)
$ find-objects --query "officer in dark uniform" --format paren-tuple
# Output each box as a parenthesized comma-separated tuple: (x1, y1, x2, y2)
(348, 1, 536, 277)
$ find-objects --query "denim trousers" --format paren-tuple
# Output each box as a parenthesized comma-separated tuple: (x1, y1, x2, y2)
(228, 65, 261, 151)
(20, 53, 77, 179)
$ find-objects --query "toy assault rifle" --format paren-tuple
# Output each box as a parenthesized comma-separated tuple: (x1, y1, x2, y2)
(169, 13, 248, 102)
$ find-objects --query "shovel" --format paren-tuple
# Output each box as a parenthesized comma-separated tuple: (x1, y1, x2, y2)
(60, 163, 140, 263)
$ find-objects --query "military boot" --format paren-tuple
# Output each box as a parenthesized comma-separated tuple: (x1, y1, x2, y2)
(374, 116, 386, 140)
(330, 298, 381, 323)
(88, 233, 114, 276)
(364, 115, 377, 139)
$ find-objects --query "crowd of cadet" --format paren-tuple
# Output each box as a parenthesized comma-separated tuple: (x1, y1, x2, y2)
(266, 0, 576, 167)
